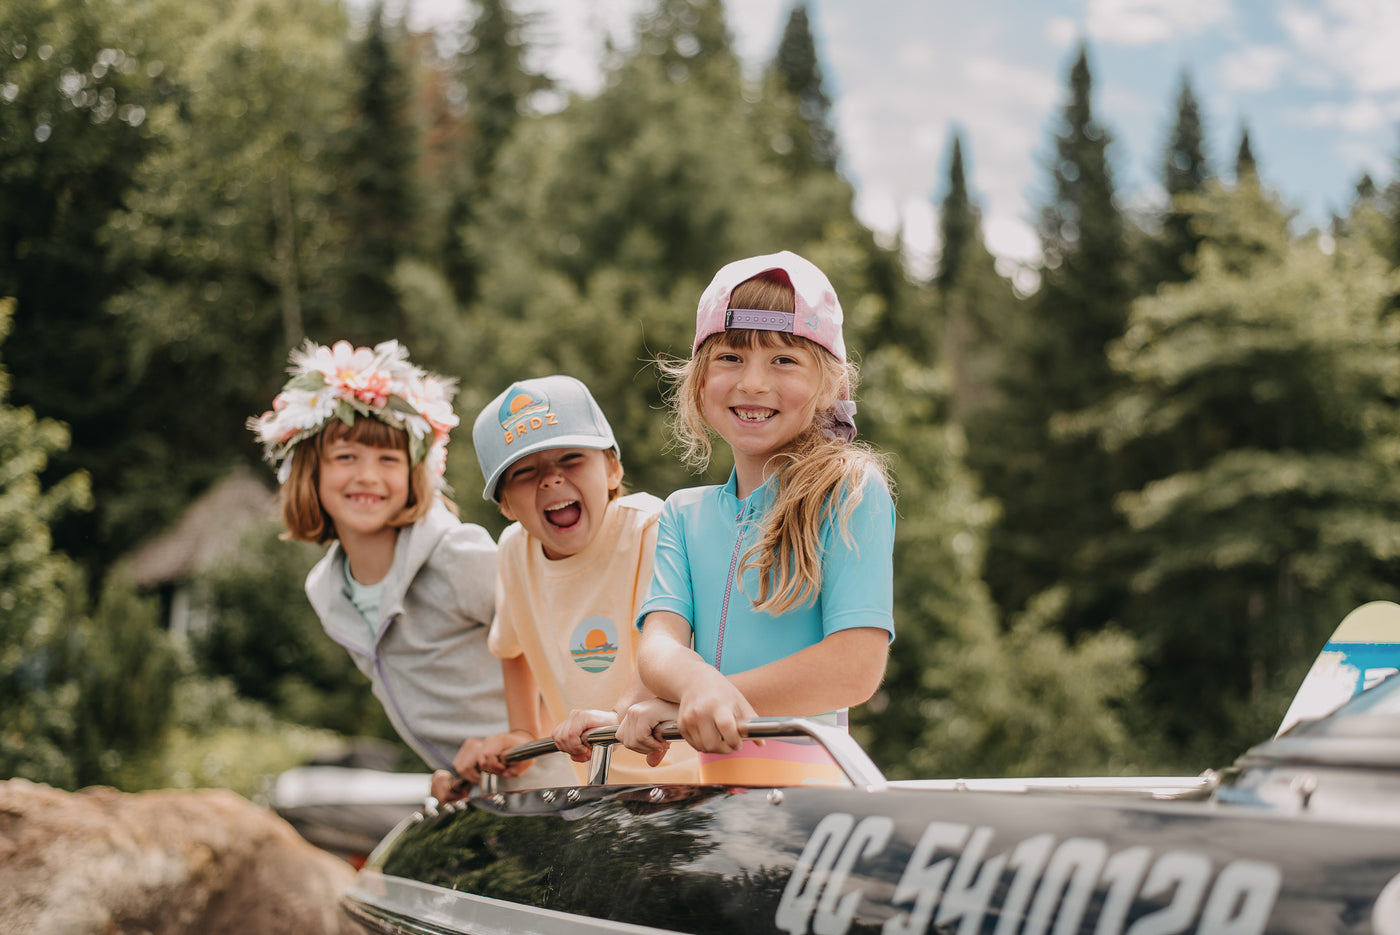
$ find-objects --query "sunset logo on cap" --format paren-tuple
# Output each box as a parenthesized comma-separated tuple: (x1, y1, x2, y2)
(569, 616, 618, 673)
(498, 385, 556, 444)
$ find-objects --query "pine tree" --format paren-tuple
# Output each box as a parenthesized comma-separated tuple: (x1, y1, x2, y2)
(975, 43, 1134, 630)
(929, 132, 1019, 421)
(443, 0, 550, 302)
(334, 2, 422, 343)
(1155, 72, 1211, 284)
(767, 2, 838, 172)
(1234, 123, 1257, 183)
(936, 135, 975, 294)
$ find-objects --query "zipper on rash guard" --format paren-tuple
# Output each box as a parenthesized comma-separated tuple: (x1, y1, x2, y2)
(714, 500, 751, 671)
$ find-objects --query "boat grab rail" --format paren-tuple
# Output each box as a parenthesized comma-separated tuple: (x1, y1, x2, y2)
(478, 716, 889, 792)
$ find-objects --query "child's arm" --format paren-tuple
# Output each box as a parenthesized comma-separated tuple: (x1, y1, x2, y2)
(634, 614, 888, 754)
(634, 611, 758, 753)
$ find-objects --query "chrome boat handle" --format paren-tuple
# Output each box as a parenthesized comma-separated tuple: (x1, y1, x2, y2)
(482, 716, 888, 791)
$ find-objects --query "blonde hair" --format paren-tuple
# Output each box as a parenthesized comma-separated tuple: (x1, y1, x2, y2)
(662, 273, 890, 614)
(280, 417, 452, 544)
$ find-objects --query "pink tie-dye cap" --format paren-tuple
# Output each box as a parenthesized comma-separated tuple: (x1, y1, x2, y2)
(692, 250, 847, 363)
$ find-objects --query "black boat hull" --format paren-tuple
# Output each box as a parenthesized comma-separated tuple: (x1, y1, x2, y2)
(345, 775, 1400, 935)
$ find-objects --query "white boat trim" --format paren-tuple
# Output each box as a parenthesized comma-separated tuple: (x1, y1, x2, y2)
(346, 870, 686, 935)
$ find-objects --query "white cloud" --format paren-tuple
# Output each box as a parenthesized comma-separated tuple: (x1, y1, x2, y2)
(1047, 16, 1081, 49)
(1333, 136, 1390, 183)
(837, 41, 1055, 267)
(1298, 96, 1392, 134)
(1220, 44, 1289, 92)
(1085, 0, 1230, 46)
(1281, 0, 1400, 94)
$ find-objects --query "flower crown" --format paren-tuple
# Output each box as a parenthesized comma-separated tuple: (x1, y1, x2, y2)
(248, 339, 459, 485)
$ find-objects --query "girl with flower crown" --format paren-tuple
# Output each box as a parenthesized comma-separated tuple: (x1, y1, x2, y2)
(617, 251, 896, 785)
(250, 339, 519, 776)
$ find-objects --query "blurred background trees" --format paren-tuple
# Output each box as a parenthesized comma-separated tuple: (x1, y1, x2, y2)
(3, 0, 1400, 793)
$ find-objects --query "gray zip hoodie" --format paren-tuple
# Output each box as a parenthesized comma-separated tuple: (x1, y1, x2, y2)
(305, 501, 508, 770)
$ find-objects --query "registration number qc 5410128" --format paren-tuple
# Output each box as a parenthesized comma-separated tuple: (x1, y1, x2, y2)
(775, 813, 1281, 935)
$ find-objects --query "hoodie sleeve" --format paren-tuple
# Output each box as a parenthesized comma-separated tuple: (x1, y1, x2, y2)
(440, 520, 499, 629)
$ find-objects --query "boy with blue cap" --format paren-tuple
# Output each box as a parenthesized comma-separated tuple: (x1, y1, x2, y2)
(430, 375, 695, 800)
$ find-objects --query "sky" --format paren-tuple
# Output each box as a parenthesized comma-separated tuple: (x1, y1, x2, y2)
(392, 0, 1400, 283)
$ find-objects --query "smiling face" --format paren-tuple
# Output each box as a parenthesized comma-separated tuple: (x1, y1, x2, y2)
(699, 333, 830, 496)
(316, 437, 412, 550)
(497, 447, 624, 560)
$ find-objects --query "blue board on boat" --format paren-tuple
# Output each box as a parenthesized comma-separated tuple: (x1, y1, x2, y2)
(1276, 600, 1400, 737)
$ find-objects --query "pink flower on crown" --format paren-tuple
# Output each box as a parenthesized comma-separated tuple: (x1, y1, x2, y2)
(352, 371, 392, 409)
(251, 338, 460, 484)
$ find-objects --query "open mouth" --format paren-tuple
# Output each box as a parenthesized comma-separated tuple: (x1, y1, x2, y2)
(733, 407, 776, 423)
(545, 501, 582, 528)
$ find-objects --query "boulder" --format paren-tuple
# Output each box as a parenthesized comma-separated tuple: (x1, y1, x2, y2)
(0, 778, 362, 935)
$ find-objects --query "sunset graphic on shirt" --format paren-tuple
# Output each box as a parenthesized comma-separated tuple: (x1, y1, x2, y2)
(569, 616, 618, 673)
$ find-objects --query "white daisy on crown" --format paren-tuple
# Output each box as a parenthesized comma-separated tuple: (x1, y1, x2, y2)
(249, 339, 459, 484)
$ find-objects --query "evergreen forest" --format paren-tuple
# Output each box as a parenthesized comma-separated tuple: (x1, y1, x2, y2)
(4, 0, 1400, 794)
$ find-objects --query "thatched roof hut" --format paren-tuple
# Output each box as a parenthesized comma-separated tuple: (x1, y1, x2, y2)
(120, 465, 279, 634)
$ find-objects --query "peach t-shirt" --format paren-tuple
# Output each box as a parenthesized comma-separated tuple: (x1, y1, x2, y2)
(490, 492, 698, 784)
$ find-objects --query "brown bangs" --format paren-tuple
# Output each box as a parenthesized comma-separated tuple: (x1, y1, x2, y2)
(322, 415, 411, 453)
(709, 328, 807, 353)
(279, 417, 437, 544)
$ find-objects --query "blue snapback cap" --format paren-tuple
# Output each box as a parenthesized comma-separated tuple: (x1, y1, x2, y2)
(472, 374, 619, 501)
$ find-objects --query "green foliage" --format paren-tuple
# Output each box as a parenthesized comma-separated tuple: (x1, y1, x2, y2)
(630, 0, 739, 93)
(857, 348, 1140, 778)
(66, 573, 179, 785)
(441, 0, 550, 302)
(0, 0, 171, 574)
(915, 595, 1141, 778)
(191, 520, 396, 740)
(113, 675, 353, 796)
(0, 297, 95, 786)
(1234, 124, 1257, 183)
(926, 133, 1021, 424)
(0, 295, 185, 787)
(1065, 177, 1400, 761)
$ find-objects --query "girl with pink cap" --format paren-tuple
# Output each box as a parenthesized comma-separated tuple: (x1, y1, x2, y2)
(619, 251, 895, 785)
